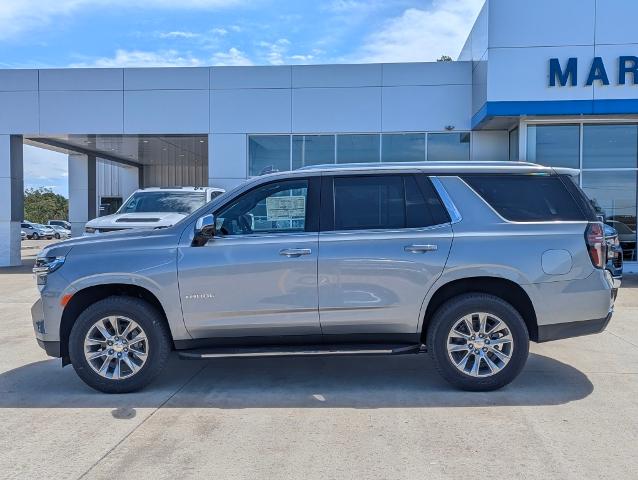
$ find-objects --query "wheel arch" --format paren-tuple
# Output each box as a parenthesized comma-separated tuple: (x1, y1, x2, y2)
(59, 284, 173, 364)
(420, 277, 538, 343)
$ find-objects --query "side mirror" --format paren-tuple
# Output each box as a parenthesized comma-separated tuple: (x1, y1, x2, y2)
(193, 214, 216, 246)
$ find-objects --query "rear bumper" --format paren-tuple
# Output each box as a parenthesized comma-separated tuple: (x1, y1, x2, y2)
(536, 311, 613, 342)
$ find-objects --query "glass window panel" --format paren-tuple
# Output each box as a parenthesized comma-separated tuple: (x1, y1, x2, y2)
(509, 128, 519, 161)
(427, 133, 471, 162)
(333, 176, 405, 230)
(248, 135, 290, 176)
(463, 175, 586, 222)
(292, 135, 335, 170)
(582, 171, 637, 261)
(583, 125, 638, 169)
(526, 125, 579, 168)
(217, 179, 308, 235)
(381, 133, 425, 163)
(337, 134, 380, 163)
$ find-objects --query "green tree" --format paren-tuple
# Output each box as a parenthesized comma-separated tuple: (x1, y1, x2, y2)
(24, 188, 68, 225)
(437, 55, 453, 62)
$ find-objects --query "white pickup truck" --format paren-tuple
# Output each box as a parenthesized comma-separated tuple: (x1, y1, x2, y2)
(84, 186, 225, 235)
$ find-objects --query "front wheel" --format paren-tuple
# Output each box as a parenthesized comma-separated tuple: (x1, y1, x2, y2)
(54, 233, 60, 239)
(426, 293, 529, 391)
(68, 297, 172, 393)
(32, 232, 39, 240)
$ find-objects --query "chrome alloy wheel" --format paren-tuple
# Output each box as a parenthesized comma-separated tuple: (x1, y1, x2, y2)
(83, 316, 149, 380)
(446, 312, 514, 377)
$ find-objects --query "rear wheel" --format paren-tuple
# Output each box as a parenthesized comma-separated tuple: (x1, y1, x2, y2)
(32, 232, 39, 240)
(68, 297, 172, 393)
(54, 233, 60, 239)
(426, 293, 529, 391)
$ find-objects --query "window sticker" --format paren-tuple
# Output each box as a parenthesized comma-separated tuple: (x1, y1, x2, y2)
(266, 196, 306, 221)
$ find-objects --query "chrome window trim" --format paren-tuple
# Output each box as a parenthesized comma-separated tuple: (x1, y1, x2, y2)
(430, 176, 462, 224)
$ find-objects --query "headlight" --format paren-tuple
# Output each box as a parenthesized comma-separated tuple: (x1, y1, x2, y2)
(33, 256, 66, 285)
(85, 226, 96, 234)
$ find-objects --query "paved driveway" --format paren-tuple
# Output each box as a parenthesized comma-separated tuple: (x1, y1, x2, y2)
(1, 254, 636, 479)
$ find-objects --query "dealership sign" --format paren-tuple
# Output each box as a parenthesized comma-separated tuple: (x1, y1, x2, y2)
(549, 56, 638, 87)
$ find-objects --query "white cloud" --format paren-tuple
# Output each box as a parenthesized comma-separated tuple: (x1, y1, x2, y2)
(0, 0, 245, 40)
(70, 49, 204, 67)
(354, 0, 484, 63)
(259, 38, 291, 66)
(159, 31, 199, 39)
(211, 47, 253, 66)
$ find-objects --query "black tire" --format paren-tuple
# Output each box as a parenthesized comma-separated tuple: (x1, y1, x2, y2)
(426, 293, 529, 391)
(32, 232, 39, 240)
(68, 296, 172, 393)
(54, 233, 60, 239)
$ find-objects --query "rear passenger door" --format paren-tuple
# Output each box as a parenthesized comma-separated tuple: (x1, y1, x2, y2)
(318, 174, 454, 337)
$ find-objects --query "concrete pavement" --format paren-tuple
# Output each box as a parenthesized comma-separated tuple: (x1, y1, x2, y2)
(1, 249, 637, 479)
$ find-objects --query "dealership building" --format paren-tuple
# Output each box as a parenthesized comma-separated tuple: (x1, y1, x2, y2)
(1, 0, 638, 267)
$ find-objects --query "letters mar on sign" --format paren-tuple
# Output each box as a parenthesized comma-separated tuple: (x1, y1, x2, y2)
(549, 56, 638, 87)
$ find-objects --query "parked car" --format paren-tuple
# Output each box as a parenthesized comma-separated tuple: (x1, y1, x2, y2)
(31, 162, 618, 394)
(604, 224, 623, 299)
(21, 222, 55, 240)
(605, 220, 636, 261)
(48, 220, 71, 230)
(50, 225, 71, 239)
(84, 187, 225, 235)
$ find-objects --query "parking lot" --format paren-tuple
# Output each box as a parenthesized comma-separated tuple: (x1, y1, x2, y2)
(0, 242, 636, 480)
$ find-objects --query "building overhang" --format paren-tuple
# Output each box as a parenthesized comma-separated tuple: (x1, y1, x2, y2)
(472, 100, 638, 130)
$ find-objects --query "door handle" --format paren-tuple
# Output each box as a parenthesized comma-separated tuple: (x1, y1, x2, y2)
(404, 244, 438, 253)
(279, 248, 312, 257)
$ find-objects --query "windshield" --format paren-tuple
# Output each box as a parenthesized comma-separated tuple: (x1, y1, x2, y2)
(118, 191, 207, 215)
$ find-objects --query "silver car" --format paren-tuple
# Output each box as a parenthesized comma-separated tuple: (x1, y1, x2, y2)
(31, 162, 617, 393)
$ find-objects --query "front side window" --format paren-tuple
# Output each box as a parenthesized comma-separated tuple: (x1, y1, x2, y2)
(216, 179, 309, 235)
(119, 192, 206, 214)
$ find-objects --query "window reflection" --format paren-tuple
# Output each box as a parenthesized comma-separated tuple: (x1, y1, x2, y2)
(248, 136, 290, 176)
(582, 171, 637, 261)
(381, 133, 425, 163)
(527, 125, 579, 168)
(292, 135, 335, 170)
(337, 134, 380, 163)
(583, 125, 638, 169)
(428, 133, 470, 162)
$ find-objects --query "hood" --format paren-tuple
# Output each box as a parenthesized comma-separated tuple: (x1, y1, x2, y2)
(41, 226, 182, 258)
(86, 212, 187, 229)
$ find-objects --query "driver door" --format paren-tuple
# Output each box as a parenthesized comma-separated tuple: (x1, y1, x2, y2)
(177, 177, 321, 340)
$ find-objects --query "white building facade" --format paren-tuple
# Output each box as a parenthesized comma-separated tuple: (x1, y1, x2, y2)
(1, 0, 638, 266)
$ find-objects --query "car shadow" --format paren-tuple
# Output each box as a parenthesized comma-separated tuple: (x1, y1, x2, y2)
(0, 352, 592, 409)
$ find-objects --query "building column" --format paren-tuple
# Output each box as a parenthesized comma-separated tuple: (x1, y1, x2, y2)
(0, 135, 23, 267)
(68, 153, 96, 237)
(207, 133, 248, 191)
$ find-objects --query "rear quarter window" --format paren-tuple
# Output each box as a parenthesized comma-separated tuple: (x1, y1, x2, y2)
(462, 174, 586, 222)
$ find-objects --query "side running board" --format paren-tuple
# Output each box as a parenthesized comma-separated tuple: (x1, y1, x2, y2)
(177, 343, 423, 359)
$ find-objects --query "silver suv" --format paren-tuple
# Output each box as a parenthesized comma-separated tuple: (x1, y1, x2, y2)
(31, 162, 617, 393)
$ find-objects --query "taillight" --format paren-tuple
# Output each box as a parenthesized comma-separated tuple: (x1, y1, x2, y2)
(585, 222, 606, 269)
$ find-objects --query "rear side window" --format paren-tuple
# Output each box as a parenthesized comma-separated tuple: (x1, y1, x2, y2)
(334, 176, 405, 230)
(462, 175, 586, 222)
(332, 175, 450, 230)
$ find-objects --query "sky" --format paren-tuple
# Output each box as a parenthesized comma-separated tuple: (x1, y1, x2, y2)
(3, 0, 485, 197)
